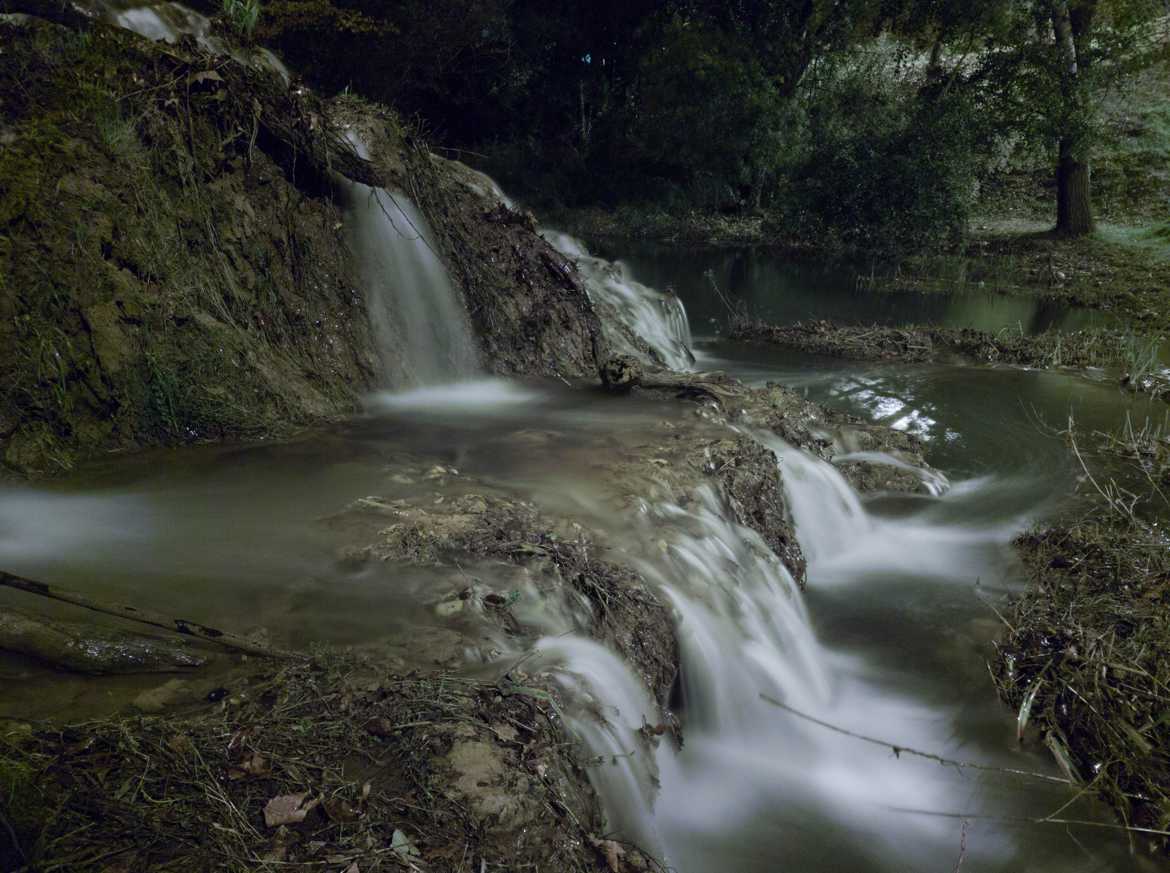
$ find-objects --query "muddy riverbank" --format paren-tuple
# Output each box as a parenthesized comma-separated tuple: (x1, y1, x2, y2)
(0, 370, 936, 871)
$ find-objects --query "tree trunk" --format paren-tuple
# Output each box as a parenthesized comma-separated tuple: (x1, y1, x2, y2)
(1051, 1, 1097, 237)
(1056, 138, 1095, 236)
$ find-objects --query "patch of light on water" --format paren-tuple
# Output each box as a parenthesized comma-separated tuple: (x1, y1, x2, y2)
(366, 379, 546, 413)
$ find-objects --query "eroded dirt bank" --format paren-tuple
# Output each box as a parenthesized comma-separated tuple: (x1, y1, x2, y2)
(731, 319, 1136, 370)
(0, 16, 611, 477)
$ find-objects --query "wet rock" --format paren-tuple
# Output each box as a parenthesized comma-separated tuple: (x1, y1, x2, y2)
(600, 354, 643, 392)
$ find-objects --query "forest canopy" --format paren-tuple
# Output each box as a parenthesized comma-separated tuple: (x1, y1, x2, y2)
(250, 0, 1167, 249)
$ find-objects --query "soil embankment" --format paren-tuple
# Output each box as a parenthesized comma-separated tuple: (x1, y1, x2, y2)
(0, 16, 607, 477)
(731, 319, 1136, 370)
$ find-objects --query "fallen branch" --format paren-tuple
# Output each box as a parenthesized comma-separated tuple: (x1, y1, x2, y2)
(0, 571, 304, 660)
(759, 692, 1073, 786)
(0, 607, 207, 673)
(599, 354, 746, 404)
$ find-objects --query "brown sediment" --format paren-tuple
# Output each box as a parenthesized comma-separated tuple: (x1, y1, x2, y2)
(731, 318, 1138, 371)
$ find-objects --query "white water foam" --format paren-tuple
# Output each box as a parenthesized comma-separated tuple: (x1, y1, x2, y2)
(534, 441, 1037, 871)
(341, 136, 480, 387)
(541, 230, 695, 371)
(366, 379, 544, 414)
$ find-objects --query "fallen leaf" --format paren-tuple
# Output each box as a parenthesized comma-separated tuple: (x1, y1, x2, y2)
(263, 791, 320, 827)
(189, 70, 223, 86)
(1016, 677, 1044, 741)
(590, 836, 626, 872)
(323, 796, 360, 823)
(391, 829, 420, 858)
(343, 863, 360, 873)
(241, 751, 271, 776)
(166, 734, 194, 756)
(366, 717, 395, 737)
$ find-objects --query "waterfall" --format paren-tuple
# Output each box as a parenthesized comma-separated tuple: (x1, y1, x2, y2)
(541, 231, 695, 371)
(96, 1, 289, 81)
(340, 138, 479, 387)
(534, 446, 1032, 871)
(445, 165, 697, 373)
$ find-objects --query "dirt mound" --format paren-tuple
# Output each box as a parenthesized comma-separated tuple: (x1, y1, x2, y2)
(0, 17, 607, 477)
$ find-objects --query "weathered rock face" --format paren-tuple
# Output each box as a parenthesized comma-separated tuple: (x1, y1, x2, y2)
(0, 19, 608, 477)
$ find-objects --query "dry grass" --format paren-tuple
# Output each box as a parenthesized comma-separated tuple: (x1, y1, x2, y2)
(993, 423, 1170, 854)
(0, 650, 619, 872)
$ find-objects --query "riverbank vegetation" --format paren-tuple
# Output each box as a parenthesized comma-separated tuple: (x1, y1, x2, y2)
(994, 421, 1170, 851)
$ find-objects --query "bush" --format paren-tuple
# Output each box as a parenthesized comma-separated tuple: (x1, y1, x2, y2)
(222, 0, 261, 38)
(626, 16, 788, 211)
(772, 50, 987, 252)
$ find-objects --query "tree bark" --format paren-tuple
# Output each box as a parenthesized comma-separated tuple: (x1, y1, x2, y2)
(1056, 138, 1095, 236)
(1051, 0, 1097, 237)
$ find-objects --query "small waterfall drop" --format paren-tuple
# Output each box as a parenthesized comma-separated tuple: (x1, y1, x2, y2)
(535, 443, 1034, 871)
(340, 137, 479, 387)
(96, 1, 289, 81)
(442, 171, 696, 372)
(541, 231, 695, 371)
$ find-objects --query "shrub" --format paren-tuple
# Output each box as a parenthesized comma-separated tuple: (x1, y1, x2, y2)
(222, 0, 261, 38)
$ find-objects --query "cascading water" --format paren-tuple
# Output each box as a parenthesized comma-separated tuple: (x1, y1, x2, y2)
(541, 230, 695, 371)
(340, 137, 480, 387)
(532, 432, 1057, 871)
(94, 1, 289, 81)
(443, 170, 696, 374)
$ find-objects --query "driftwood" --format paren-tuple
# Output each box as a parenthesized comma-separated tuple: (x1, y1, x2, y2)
(599, 354, 747, 404)
(0, 571, 303, 660)
(0, 607, 207, 674)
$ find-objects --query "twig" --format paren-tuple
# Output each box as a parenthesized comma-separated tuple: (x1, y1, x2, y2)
(759, 693, 1072, 785)
(886, 806, 1170, 838)
(952, 819, 968, 873)
(0, 570, 303, 661)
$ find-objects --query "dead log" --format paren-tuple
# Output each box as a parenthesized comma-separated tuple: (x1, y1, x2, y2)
(599, 354, 747, 405)
(0, 571, 303, 660)
(0, 607, 207, 674)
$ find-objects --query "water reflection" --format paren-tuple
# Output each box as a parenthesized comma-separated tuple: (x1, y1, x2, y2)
(590, 241, 1112, 336)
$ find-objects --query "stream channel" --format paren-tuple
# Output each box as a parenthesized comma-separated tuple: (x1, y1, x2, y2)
(1, 236, 1158, 871)
(3, 5, 1164, 871)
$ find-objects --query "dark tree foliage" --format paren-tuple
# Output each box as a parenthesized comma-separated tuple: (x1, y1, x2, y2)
(252, 0, 1166, 246)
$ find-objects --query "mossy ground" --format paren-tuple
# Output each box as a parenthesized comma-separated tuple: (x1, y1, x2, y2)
(0, 19, 379, 476)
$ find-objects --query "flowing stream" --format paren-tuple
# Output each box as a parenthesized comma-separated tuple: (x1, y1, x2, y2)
(0, 232, 1148, 868)
(2, 8, 1157, 870)
(339, 135, 480, 386)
